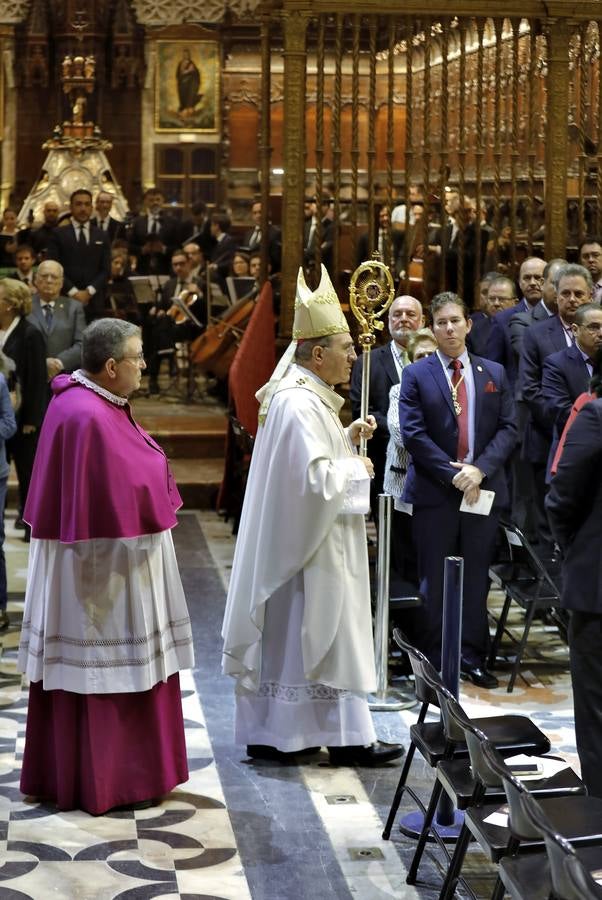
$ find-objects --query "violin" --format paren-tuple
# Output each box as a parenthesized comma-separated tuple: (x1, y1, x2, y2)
(166, 288, 202, 326)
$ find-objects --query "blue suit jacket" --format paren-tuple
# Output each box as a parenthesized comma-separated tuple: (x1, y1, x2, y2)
(467, 312, 492, 357)
(542, 343, 590, 435)
(485, 301, 527, 384)
(542, 343, 590, 474)
(520, 315, 569, 463)
(399, 353, 516, 509)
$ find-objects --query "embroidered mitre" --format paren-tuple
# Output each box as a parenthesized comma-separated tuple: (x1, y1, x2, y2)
(293, 265, 349, 339)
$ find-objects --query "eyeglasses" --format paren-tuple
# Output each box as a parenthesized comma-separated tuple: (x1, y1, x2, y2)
(120, 352, 145, 364)
(580, 322, 602, 333)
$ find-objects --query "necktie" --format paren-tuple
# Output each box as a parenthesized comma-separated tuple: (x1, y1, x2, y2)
(78, 224, 86, 245)
(251, 227, 260, 248)
(150, 217, 158, 235)
(450, 359, 469, 462)
(43, 304, 53, 328)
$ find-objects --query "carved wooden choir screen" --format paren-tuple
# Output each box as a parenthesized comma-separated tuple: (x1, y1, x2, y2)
(273, 12, 602, 334)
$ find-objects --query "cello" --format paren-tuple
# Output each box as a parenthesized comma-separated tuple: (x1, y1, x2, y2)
(190, 291, 257, 380)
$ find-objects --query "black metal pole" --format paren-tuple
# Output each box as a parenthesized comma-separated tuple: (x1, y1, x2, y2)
(436, 555, 464, 827)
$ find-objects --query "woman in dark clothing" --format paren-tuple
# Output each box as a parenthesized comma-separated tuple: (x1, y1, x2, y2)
(0, 278, 48, 540)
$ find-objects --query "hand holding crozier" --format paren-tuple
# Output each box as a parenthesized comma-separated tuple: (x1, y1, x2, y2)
(348, 415, 377, 447)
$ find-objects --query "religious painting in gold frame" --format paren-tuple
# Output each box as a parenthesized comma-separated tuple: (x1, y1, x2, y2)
(155, 40, 220, 133)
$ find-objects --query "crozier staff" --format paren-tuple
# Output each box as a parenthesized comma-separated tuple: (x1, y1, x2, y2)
(222, 265, 404, 766)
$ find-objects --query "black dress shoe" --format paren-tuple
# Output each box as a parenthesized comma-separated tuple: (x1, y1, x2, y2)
(14, 517, 26, 530)
(328, 741, 405, 767)
(460, 664, 499, 689)
(246, 744, 320, 762)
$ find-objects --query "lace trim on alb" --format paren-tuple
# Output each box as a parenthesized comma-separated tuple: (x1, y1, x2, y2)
(257, 680, 351, 702)
(71, 369, 128, 406)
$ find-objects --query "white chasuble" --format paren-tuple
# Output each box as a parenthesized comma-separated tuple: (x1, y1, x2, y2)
(222, 365, 377, 697)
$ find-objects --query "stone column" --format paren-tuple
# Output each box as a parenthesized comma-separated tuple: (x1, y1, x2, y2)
(544, 18, 572, 260)
(0, 31, 16, 212)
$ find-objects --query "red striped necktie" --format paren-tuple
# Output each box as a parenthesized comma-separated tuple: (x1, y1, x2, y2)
(450, 358, 469, 461)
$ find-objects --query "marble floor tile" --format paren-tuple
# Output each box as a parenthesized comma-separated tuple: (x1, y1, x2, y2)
(0, 510, 580, 900)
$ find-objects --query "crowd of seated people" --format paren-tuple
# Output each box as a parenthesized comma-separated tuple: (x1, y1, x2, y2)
(0, 187, 281, 572)
(0, 187, 282, 393)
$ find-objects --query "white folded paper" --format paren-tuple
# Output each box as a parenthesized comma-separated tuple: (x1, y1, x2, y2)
(460, 488, 495, 516)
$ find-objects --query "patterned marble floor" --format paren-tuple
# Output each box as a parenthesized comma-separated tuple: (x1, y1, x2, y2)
(0, 510, 578, 900)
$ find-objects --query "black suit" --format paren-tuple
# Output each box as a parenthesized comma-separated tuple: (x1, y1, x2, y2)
(178, 216, 215, 258)
(210, 234, 238, 291)
(244, 223, 281, 272)
(519, 314, 569, 545)
(546, 399, 602, 797)
(146, 275, 205, 381)
(46, 222, 111, 323)
(30, 223, 58, 257)
(9, 271, 35, 291)
(350, 343, 399, 498)
(90, 215, 125, 243)
(509, 300, 552, 367)
(304, 217, 334, 275)
(431, 221, 484, 302)
(520, 315, 569, 464)
(3, 317, 48, 515)
(467, 311, 492, 357)
(129, 214, 178, 275)
(542, 343, 591, 474)
(350, 341, 418, 593)
(356, 229, 402, 276)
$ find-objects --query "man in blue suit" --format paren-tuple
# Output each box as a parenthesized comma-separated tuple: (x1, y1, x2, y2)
(400, 292, 516, 686)
(467, 274, 516, 357)
(520, 264, 592, 540)
(485, 256, 545, 382)
(542, 302, 602, 474)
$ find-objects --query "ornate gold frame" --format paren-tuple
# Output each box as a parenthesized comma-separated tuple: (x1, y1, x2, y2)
(154, 39, 221, 134)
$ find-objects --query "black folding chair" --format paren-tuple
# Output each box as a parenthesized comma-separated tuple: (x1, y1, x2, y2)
(564, 852, 602, 900)
(384, 632, 551, 849)
(499, 789, 602, 900)
(436, 715, 594, 900)
(405, 670, 579, 890)
(481, 741, 602, 900)
(487, 520, 565, 692)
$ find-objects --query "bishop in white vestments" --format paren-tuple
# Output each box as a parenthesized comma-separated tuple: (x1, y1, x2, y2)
(221, 266, 404, 765)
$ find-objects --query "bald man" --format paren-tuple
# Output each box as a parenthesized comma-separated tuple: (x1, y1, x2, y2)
(30, 200, 61, 258)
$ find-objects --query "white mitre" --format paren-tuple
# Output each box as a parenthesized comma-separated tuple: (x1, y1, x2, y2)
(257, 265, 349, 424)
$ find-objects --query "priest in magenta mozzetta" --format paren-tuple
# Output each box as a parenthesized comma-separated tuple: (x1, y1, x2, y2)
(18, 318, 194, 815)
